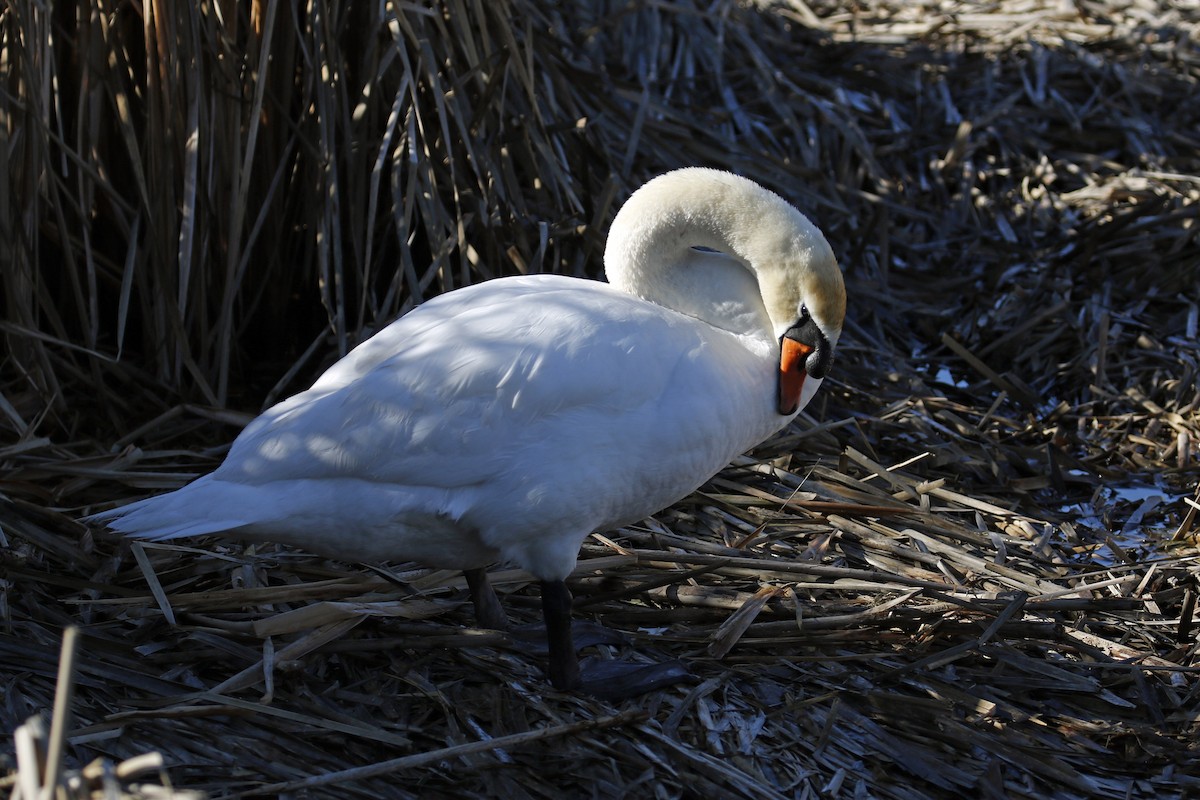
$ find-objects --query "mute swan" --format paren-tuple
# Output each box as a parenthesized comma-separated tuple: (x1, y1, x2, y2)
(87, 167, 846, 694)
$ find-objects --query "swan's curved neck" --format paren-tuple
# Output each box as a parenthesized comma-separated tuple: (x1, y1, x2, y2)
(604, 169, 827, 340)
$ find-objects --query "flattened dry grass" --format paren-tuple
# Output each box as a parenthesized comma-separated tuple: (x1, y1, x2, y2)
(3, 1, 1199, 797)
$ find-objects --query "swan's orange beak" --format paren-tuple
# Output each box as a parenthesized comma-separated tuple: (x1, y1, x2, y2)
(778, 338, 813, 416)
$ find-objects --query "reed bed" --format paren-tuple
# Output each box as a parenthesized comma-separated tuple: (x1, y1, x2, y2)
(2, 0, 1199, 797)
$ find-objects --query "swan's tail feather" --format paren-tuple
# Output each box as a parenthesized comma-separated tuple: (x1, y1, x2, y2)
(83, 477, 256, 541)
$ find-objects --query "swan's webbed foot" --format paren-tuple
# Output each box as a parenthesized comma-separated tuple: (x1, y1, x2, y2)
(463, 574, 691, 697)
(539, 579, 691, 698)
(578, 658, 691, 700)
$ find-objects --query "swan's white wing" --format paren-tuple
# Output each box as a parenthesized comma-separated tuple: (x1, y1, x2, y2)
(218, 276, 683, 490)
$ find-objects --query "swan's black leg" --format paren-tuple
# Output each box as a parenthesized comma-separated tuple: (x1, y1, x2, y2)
(540, 579, 581, 691)
(464, 567, 509, 631)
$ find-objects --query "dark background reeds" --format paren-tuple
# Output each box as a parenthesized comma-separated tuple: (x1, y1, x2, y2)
(3, 1, 1199, 798)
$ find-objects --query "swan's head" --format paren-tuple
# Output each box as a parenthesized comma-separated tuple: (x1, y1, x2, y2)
(722, 178, 844, 417)
(760, 230, 845, 416)
(606, 167, 846, 416)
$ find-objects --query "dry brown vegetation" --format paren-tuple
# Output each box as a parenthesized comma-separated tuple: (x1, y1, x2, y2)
(3, 0, 1199, 797)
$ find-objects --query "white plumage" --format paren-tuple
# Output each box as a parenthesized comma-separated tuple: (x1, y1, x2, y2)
(88, 167, 846, 693)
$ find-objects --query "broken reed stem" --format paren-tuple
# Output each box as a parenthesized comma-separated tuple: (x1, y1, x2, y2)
(630, 548, 950, 590)
(41, 625, 80, 799)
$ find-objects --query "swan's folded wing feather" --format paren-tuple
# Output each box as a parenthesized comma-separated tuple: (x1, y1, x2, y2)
(216, 277, 682, 491)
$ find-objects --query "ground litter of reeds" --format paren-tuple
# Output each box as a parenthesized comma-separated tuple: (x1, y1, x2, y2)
(3, 1, 1200, 798)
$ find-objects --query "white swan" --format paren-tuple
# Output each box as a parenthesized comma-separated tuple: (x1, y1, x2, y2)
(87, 167, 846, 694)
